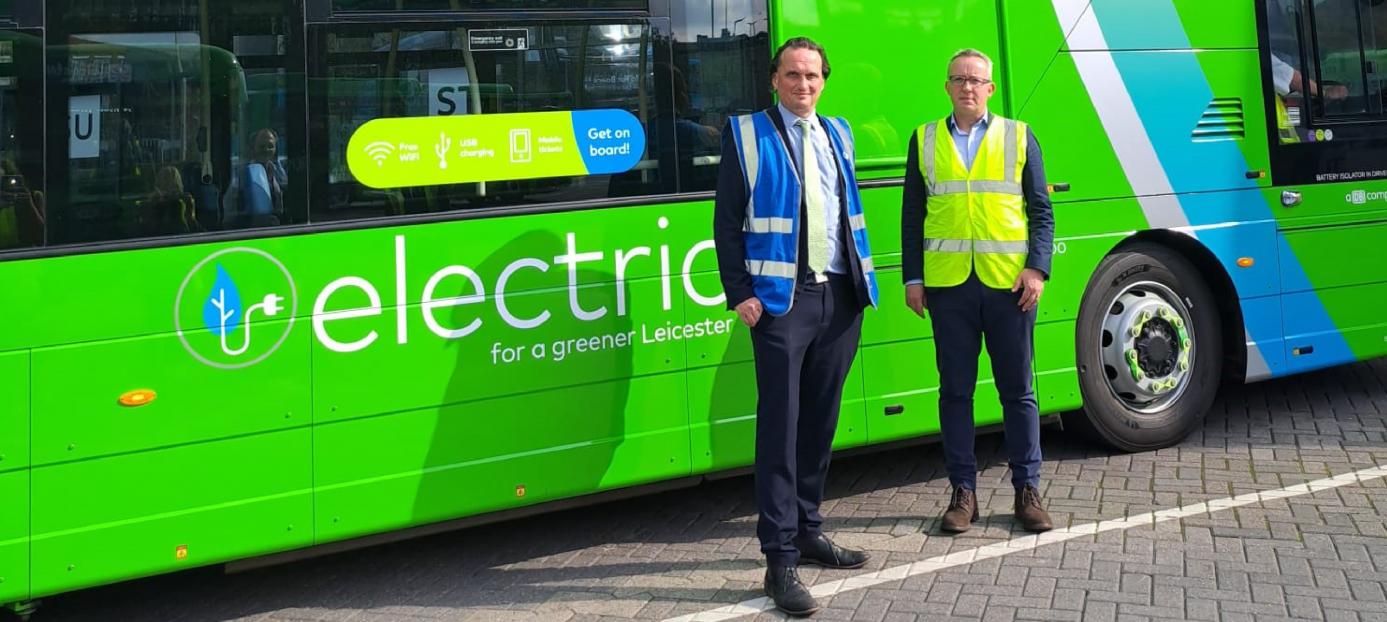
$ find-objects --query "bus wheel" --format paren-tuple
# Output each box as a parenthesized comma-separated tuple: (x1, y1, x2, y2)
(1074, 243, 1223, 452)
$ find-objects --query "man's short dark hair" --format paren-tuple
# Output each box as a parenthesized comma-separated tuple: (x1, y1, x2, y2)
(771, 37, 831, 80)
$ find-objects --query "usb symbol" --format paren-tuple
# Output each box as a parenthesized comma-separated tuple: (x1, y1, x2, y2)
(436, 133, 453, 170)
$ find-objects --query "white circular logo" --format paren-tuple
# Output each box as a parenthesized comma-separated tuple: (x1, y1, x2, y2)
(174, 247, 298, 369)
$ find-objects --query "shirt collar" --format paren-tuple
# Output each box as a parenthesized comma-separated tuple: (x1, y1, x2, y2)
(948, 111, 990, 135)
(777, 103, 819, 132)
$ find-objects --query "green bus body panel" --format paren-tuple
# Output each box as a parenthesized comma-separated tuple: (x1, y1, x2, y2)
(315, 374, 691, 542)
(1271, 186, 1387, 229)
(0, 472, 26, 604)
(0, 351, 27, 472)
(30, 330, 311, 465)
(1002, 2, 1068, 117)
(775, 0, 1000, 176)
(1172, 1, 1259, 49)
(1035, 321, 1083, 414)
(30, 429, 312, 598)
(0, 352, 28, 603)
(686, 357, 866, 474)
(1014, 52, 1137, 205)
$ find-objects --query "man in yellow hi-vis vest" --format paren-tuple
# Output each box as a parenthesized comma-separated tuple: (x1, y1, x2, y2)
(900, 49, 1055, 534)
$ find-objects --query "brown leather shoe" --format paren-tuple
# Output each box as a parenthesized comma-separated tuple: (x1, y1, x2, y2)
(1014, 485, 1053, 532)
(940, 487, 978, 533)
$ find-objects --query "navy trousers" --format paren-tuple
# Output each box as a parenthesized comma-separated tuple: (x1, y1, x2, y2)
(928, 272, 1042, 491)
(750, 274, 863, 567)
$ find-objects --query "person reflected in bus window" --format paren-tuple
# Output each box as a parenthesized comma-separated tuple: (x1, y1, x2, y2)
(223, 128, 286, 228)
(670, 64, 722, 191)
(713, 37, 879, 618)
(142, 165, 203, 236)
(0, 157, 44, 249)
(621, 63, 721, 196)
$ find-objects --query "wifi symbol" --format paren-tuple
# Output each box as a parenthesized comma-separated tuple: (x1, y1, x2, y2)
(365, 141, 396, 167)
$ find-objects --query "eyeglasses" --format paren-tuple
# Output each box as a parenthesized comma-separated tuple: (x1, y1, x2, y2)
(947, 76, 992, 88)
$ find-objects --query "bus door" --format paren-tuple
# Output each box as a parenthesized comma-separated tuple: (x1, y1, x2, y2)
(1260, 0, 1387, 370)
(0, 23, 41, 608)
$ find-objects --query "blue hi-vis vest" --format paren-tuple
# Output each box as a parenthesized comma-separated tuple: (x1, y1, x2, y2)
(729, 111, 880, 316)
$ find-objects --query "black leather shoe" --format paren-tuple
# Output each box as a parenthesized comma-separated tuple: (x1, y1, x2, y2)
(794, 532, 869, 569)
(764, 565, 820, 617)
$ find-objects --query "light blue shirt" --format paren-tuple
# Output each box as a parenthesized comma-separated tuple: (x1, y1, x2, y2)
(246, 163, 274, 215)
(949, 112, 990, 170)
(778, 103, 848, 275)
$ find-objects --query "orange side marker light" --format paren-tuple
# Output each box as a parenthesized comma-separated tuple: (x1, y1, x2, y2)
(118, 389, 157, 407)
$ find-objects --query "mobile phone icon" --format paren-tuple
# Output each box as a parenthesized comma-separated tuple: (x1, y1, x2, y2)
(510, 129, 532, 163)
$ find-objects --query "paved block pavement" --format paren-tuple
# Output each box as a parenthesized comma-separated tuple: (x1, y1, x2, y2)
(14, 358, 1387, 622)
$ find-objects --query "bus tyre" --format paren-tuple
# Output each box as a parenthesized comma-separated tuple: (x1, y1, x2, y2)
(1074, 243, 1223, 452)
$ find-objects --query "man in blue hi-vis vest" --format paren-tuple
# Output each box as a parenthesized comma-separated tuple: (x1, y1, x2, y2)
(713, 37, 880, 618)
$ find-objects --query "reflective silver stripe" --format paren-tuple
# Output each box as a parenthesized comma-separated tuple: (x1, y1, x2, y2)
(859, 256, 875, 274)
(849, 213, 866, 231)
(1003, 118, 1019, 183)
(973, 240, 1029, 254)
(921, 122, 938, 184)
(931, 180, 971, 196)
(736, 115, 760, 223)
(744, 217, 794, 234)
(923, 238, 972, 253)
(737, 115, 759, 190)
(745, 259, 797, 279)
(969, 180, 1024, 195)
(827, 117, 854, 163)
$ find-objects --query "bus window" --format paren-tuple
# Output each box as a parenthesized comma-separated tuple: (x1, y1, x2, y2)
(0, 30, 43, 250)
(45, 0, 305, 245)
(668, 0, 770, 192)
(311, 21, 672, 222)
(1307, 0, 1376, 118)
(1267, 0, 1387, 144)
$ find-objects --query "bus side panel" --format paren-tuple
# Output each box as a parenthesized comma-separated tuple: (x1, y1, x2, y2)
(313, 373, 691, 543)
(0, 350, 28, 604)
(29, 331, 310, 466)
(774, 0, 1000, 175)
(0, 470, 26, 605)
(29, 428, 313, 598)
(1279, 222, 1387, 372)
(1173, 1, 1260, 49)
(682, 228, 867, 472)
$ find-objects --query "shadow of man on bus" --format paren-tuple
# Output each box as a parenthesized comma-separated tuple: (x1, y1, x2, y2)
(411, 226, 637, 532)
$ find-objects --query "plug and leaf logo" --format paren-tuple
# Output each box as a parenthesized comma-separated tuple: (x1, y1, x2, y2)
(176, 248, 297, 369)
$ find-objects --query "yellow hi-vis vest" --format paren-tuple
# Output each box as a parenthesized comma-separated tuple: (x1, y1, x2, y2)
(916, 115, 1029, 289)
(1276, 95, 1300, 144)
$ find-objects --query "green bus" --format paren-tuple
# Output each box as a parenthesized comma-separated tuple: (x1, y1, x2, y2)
(3, 0, 1386, 614)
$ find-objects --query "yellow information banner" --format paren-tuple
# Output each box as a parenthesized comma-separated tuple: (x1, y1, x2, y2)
(346, 109, 647, 189)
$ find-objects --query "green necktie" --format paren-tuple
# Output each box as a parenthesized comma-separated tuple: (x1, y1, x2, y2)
(797, 118, 830, 278)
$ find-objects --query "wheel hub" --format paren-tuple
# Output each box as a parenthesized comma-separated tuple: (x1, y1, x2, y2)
(1100, 282, 1196, 413)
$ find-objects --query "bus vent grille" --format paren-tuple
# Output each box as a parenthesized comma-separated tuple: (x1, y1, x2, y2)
(1193, 98, 1245, 141)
